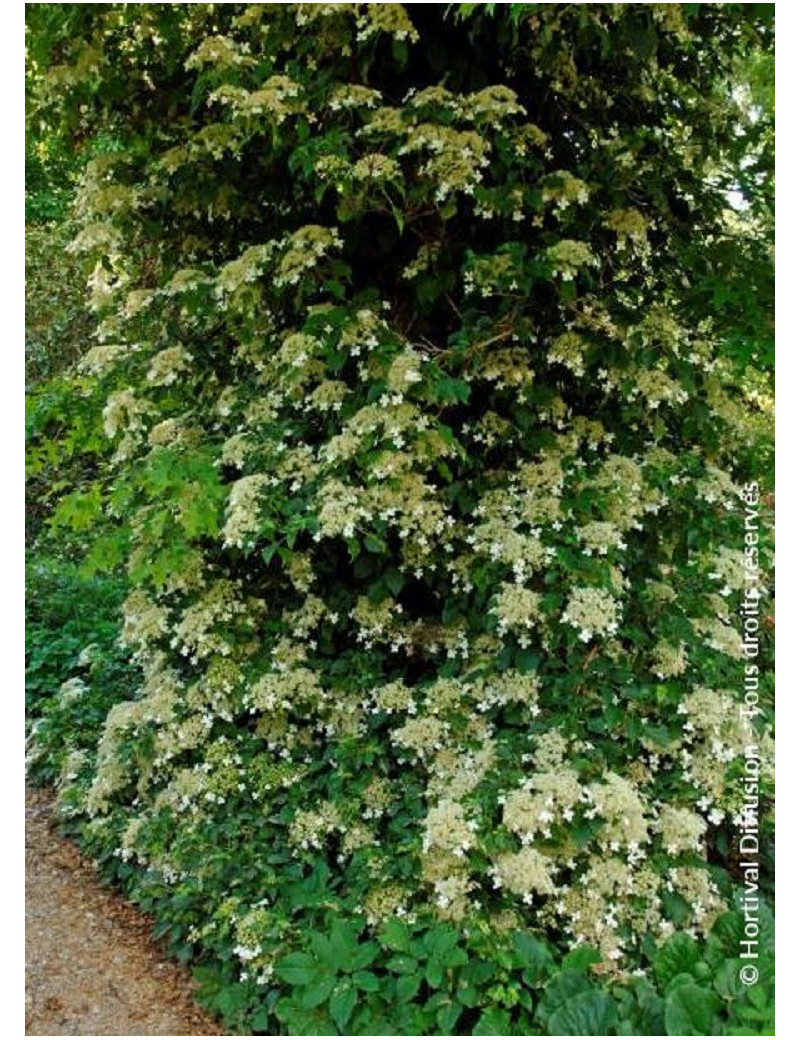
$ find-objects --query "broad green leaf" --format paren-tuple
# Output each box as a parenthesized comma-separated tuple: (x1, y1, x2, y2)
(664, 983, 721, 1036)
(537, 970, 593, 1021)
(275, 951, 320, 986)
(352, 970, 380, 992)
(473, 1008, 512, 1035)
(329, 984, 358, 1031)
(655, 933, 700, 988)
(396, 973, 422, 1003)
(301, 976, 336, 1009)
(547, 990, 618, 1036)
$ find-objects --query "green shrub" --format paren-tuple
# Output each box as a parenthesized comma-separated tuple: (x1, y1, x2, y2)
(26, 4, 774, 1035)
(25, 556, 138, 780)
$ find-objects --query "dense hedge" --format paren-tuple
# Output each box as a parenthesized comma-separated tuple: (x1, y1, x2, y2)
(26, 4, 774, 1035)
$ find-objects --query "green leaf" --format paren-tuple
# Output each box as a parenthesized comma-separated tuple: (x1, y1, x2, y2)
(561, 946, 604, 972)
(712, 910, 746, 955)
(391, 206, 405, 234)
(436, 1000, 463, 1033)
(384, 568, 405, 596)
(251, 1007, 270, 1031)
(425, 960, 445, 988)
(713, 958, 750, 1001)
(350, 942, 380, 972)
(301, 977, 336, 1009)
(310, 933, 340, 973)
(216, 983, 250, 1018)
(328, 919, 360, 964)
(654, 934, 700, 988)
(261, 544, 279, 565)
(49, 484, 103, 532)
(473, 1008, 512, 1035)
(275, 951, 320, 986)
(387, 954, 418, 975)
(547, 990, 618, 1036)
(329, 984, 358, 1031)
(664, 984, 721, 1036)
(515, 649, 542, 673)
(391, 37, 409, 67)
(380, 918, 412, 954)
(352, 970, 380, 992)
(628, 979, 666, 1036)
(424, 925, 460, 959)
(512, 931, 554, 986)
(537, 970, 592, 1021)
(396, 973, 422, 1003)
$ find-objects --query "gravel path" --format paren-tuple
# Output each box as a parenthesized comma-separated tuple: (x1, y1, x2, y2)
(25, 787, 222, 1036)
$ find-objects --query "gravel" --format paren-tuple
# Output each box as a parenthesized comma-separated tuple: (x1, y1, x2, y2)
(25, 787, 223, 1037)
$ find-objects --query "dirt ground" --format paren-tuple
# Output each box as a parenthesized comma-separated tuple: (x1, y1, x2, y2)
(25, 786, 223, 1036)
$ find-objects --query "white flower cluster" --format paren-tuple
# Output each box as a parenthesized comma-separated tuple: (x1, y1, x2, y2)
(560, 586, 621, 642)
(222, 474, 270, 548)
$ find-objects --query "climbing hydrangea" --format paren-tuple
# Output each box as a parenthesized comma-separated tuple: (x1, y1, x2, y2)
(27, 2, 773, 1026)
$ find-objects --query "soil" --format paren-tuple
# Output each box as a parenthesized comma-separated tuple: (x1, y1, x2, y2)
(25, 786, 223, 1036)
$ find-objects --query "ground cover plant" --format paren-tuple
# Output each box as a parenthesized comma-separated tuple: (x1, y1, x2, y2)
(26, 3, 774, 1034)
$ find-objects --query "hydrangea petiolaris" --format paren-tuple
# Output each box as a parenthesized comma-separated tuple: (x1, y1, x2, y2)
(27, 4, 774, 1034)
